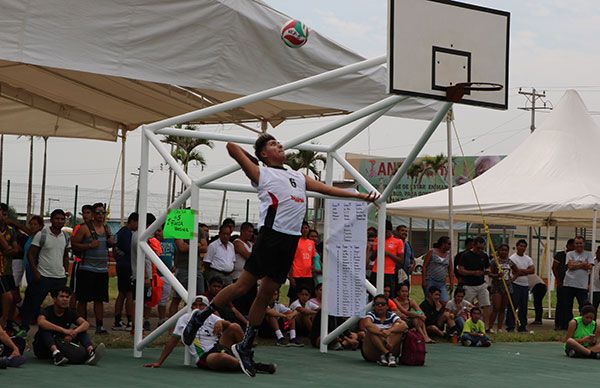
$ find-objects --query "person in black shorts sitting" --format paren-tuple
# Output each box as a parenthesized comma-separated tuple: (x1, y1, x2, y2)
(182, 134, 379, 377)
(33, 286, 105, 366)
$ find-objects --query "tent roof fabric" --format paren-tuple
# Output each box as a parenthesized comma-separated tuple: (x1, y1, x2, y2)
(0, 0, 442, 142)
(387, 90, 600, 227)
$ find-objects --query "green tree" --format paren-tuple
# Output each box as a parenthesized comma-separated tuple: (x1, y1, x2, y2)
(162, 125, 214, 192)
(284, 148, 326, 178)
(418, 154, 448, 186)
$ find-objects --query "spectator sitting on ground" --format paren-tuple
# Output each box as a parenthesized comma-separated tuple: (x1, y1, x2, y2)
(445, 287, 472, 334)
(264, 289, 302, 347)
(204, 276, 248, 327)
(383, 285, 400, 314)
(33, 286, 105, 366)
(460, 306, 491, 347)
(309, 310, 360, 350)
(392, 283, 433, 344)
(360, 293, 408, 367)
(308, 283, 322, 308)
(289, 286, 319, 334)
(144, 295, 275, 373)
(0, 324, 26, 368)
(419, 286, 457, 339)
(564, 304, 600, 359)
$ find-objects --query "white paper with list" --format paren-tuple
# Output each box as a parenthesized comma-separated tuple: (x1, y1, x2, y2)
(324, 198, 367, 317)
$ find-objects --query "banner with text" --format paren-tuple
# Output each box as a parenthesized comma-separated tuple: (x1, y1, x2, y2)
(325, 198, 368, 317)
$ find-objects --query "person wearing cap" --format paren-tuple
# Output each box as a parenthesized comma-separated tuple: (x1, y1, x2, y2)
(143, 295, 275, 374)
(20, 209, 70, 332)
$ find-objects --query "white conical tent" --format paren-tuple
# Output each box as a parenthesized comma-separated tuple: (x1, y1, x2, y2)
(387, 90, 600, 227)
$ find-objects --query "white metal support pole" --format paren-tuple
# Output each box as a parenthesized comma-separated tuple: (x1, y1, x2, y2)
(185, 185, 200, 365)
(446, 109, 454, 269)
(120, 129, 126, 226)
(590, 209, 598, 304)
(134, 126, 150, 358)
(319, 153, 334, 353)
(545, 225, 552, 318)
(376, 204, 387, 294)
(378, 102, 452, 202)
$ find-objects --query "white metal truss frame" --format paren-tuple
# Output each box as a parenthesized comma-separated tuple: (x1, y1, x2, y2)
(132, 55, 453, 360)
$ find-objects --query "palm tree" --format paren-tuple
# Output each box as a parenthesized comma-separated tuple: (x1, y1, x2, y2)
(419, 154, 448, 187)
(284, 146, 326, 226)
(406, 161, 423, 197)
(161, 124, 214, 194)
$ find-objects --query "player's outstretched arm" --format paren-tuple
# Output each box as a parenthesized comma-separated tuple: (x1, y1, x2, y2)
(226, 142, 260, 185)
(305, 175, 379, 203)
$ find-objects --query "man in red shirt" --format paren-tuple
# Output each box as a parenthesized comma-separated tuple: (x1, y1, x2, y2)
(370, 221, 404, 290)
(288, 221, 315, 303)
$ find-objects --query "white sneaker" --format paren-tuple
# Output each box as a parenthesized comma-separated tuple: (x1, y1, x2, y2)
(387, 353, 397, 367)
(377, 354, 388, 366)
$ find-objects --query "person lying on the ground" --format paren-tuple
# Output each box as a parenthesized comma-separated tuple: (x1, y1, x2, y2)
(460, 306, 491, 347)
(289, 286, 319, 334)
(143, 295, 275, 373)
(360, 294, 408, 367)
(264, 290, 303, 347)
(0, 324, 26, 368)
(33, 286, 105, 366)
(564, 303, 600, 359)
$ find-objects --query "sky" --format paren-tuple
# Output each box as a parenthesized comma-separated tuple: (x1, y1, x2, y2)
(2, 0, 600, 222)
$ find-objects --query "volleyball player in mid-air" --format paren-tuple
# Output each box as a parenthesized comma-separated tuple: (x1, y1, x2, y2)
(183, 134, 379, 377)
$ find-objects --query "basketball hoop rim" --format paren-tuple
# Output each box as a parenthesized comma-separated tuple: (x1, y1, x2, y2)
(447, 82, 504, 92)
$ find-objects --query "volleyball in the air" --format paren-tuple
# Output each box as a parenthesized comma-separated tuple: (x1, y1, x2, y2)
(280, 19, 309, 48)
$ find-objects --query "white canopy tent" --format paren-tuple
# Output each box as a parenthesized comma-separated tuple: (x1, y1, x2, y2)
(387, 90, 600, 227)
(387, 90, 600, 309)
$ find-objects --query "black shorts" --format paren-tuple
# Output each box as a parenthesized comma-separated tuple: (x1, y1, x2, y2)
(196, 343, 232, 369)
(69, 261, 81, 293)
(116, 266, 133, 293)
(75, 269, 109, 302)
(244, 227, 300, 284)
(0, 275, 17, 294)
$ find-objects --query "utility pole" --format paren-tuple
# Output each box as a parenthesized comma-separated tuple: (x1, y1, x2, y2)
(518, 87, 551, 133)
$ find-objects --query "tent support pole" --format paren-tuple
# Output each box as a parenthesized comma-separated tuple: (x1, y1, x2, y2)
(446, 109, 454, 279)
(590, 210, 598, 305)
(545, 225, 551, 318)
(134, 126, 149, 358)
(185, 185, 200, 365)
(320, 153, 334, 353)
(120, 129, 126, 225)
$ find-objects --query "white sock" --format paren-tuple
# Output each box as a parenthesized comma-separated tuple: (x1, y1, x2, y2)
(52, 349, 60, 356)
(290, 329, 297, 339)
(275, 330, 284, 340)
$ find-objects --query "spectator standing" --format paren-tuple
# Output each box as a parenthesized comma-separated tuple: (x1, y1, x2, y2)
(592, 246, 600, 315)
(232, 222, 255, 316)
(506, 239, 535, 333)
(370, 220, 403, 291)
(0, 203, 20, 332)
(488, 244, 512, 333)
(422, 236, 453, 302)
(563, 236, 594, 324)
(528, 273, 547, 325)
(454, 238, 474, 287)
(20, 210, 70, 332)
(71, 203, 114, 334)
(69, 204, 94, 309)
(18, 215, 44, 331)
(112, 212, 138, 330)
(308, 229, 322, 286)
(33, 286, 104, 366)
(204, 225, 236, 286)
(553, 239, 575, 330)
(457, 236, 491, 325)
(395, 225, 414, 291)
(288, 221, 316, 301)
(157, 226, 176, 325)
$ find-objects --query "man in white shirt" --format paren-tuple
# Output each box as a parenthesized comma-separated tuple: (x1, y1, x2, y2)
(204, 225, 236, 285)
(506, 239, 535, 332)
(143, 295, 275, 373)
(563, 236, 594, 323)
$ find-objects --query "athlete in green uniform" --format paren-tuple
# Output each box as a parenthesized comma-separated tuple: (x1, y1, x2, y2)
(564, 304, 600, 358)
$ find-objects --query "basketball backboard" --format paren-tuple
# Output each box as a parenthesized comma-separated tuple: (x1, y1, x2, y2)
(388, 0, 510, 110)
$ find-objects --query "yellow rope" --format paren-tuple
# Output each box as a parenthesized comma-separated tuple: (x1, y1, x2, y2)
(451, 120, 520, 328)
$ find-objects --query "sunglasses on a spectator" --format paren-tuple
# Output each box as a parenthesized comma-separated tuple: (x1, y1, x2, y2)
(373, 302, 387, 306)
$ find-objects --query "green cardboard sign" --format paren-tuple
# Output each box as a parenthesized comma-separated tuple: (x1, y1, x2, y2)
(163, 209, 195, 239)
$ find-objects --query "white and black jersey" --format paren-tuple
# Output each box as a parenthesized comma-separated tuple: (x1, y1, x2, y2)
(254, 166, 306, 236)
